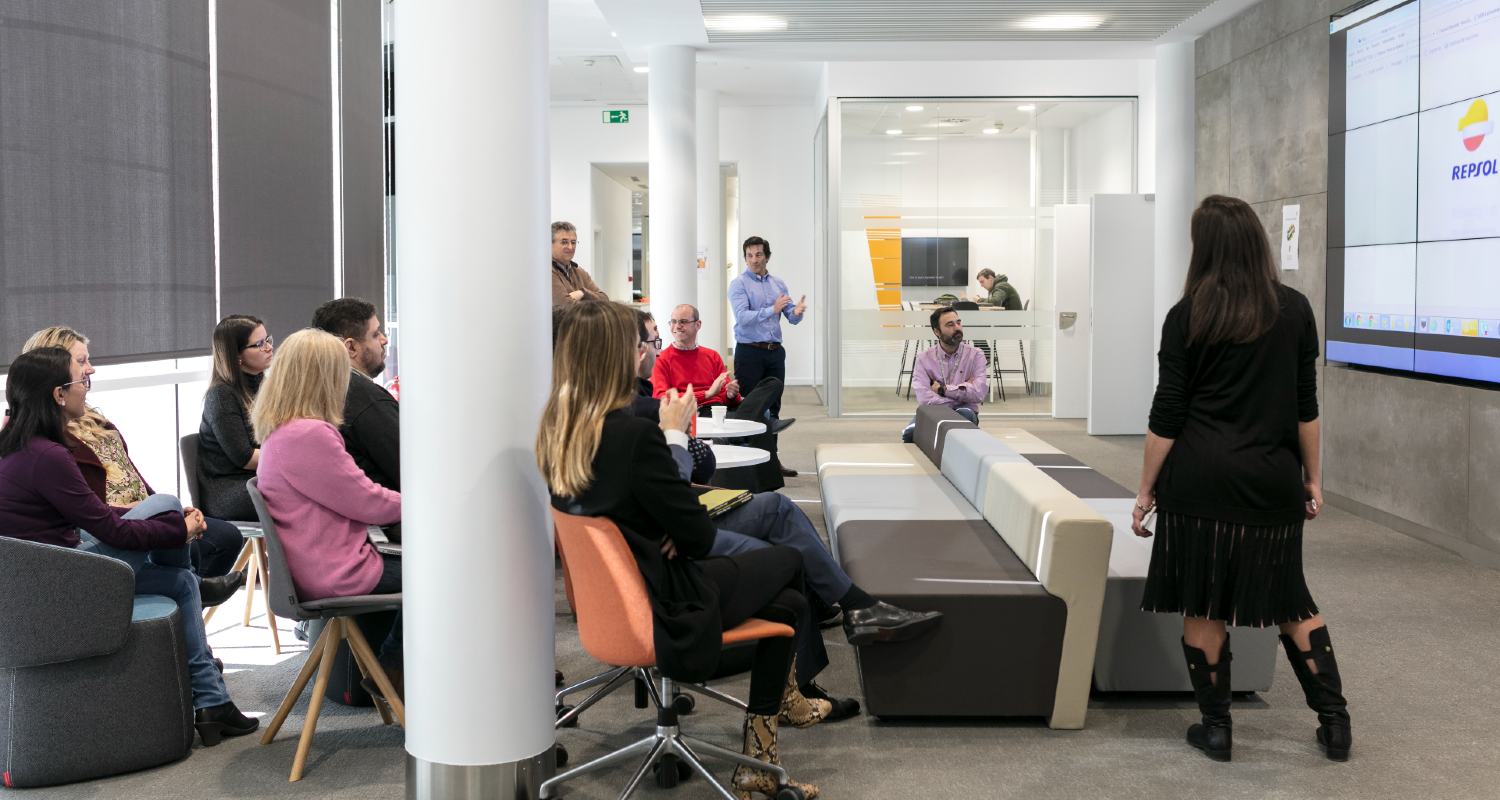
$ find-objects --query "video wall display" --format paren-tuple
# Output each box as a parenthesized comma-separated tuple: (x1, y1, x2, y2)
(1328, 0, 1500, 382)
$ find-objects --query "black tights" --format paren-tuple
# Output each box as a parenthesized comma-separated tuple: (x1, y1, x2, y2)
(699, 545, 807, 716)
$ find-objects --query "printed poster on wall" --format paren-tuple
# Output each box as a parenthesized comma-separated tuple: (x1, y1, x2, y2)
(1281, 204, 1301, 271)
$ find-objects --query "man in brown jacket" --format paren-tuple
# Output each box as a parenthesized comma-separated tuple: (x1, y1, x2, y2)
(550, 221, 607, 307)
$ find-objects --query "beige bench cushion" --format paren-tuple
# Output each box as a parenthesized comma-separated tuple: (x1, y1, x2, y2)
(981, 460, 1112, 729)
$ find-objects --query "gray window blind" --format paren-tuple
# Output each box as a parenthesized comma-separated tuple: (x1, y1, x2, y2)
(215, 0, 334, 342)
(0, 0, 215, 362)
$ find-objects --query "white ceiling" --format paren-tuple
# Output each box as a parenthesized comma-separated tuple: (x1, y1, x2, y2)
(698, 0, 1219, 43)
(550, 0, 1262, 105)
(840, 99, 1129, 140)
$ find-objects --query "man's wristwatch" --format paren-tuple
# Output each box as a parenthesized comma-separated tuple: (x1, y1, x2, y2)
(937, 384, 946, 397)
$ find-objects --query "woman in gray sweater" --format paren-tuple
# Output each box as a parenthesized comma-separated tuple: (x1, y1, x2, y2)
(198, 315, 273, 521)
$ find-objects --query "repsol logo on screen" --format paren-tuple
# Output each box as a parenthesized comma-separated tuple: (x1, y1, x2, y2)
(1453, 99, 1495, 181)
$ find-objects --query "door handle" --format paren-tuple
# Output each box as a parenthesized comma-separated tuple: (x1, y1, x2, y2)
(1059, 311, 1078, 330)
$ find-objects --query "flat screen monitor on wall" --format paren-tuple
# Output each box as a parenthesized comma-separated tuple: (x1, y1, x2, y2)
(901, 237, 969, 286)
(1327, 0, 1500, 383)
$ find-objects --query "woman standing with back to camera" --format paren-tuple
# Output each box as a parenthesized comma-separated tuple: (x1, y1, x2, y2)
(1133, 195, 1352, 763)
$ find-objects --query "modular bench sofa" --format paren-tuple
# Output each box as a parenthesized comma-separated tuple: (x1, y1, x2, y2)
(815, 406, 1277, 729)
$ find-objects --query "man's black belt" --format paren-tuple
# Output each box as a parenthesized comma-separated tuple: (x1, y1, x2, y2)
(742, 342, 781, 350)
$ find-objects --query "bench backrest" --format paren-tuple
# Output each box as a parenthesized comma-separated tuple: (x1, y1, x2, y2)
(913, 404, 976, 467)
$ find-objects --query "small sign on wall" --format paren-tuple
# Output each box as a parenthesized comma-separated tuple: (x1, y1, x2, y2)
(1281, 204, 1300, 271)
(602, 109, 630, 124)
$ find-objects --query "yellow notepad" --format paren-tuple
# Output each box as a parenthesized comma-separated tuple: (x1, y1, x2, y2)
(697, 488, 752, 518)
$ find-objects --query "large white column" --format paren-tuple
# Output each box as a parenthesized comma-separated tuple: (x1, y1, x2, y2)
(647, 45, 697, 325)
(1154, 41, 1196, 349)
(396, 1, 554, 797)
(695, 89, 724, 351)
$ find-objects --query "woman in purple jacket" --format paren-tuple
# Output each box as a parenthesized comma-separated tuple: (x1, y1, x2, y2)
(0, 348, 256, 746)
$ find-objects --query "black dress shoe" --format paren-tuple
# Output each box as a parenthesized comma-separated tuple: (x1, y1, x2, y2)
(194, 701, 259, 746)
(780, 465, 799, 478)
(556, 669, 565, 688)
(769, 417, 796, 434)
(799, 682, 861, 723)
(198, 570, 246, 608)
(842, 601, 943, 646)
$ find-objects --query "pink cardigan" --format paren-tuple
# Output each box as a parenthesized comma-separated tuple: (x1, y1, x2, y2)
(257, 418, 400, 600)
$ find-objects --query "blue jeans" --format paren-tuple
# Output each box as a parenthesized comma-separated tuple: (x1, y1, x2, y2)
(78, 494, 231, 710)
(901, 405, 978, 443)
(710, 493, 845, 685)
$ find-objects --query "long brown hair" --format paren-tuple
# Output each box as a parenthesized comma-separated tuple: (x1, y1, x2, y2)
(210, 314, 265, 407)
(1182, 195, 1281, 347)
(535, 301, 638, 497)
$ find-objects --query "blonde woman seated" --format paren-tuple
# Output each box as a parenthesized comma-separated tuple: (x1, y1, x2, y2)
(251, 329, 403, 694)
(539, 301, 824, 799)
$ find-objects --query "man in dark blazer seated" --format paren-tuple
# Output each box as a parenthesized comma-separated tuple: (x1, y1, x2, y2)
(312, 297, 399, 491)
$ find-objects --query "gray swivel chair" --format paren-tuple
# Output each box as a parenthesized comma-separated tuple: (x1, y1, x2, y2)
(0, 537, 194, 788)
(181, 433, 280, 652)
(246, 478, 404, 782)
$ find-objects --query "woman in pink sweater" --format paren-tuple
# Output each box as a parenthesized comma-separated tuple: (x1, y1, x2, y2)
(251, 329, 403, 692)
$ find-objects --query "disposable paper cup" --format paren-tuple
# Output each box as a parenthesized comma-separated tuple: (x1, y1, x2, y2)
(711, 405, 728, 424)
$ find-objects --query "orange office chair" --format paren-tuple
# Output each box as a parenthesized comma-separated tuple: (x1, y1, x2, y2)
(543, 509, 806, 800)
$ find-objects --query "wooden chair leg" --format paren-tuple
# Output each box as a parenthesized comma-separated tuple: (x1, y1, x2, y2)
(290, 619, 343, 782)
(203, 540, 255, 624)
(255, 541, 282, 655)
(262, 620, 333, 745)
(343, 619, 405, 727)
(241, 542, 260, 627)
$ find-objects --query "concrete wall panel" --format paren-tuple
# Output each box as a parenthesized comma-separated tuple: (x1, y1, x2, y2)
(1195, 68, 1231, 202)
(1324, 367, 1471, 538)
(1467, 393, 1500, 553)
(1228, 22, 1328, 203)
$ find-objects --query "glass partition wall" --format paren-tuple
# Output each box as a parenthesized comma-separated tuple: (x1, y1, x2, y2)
(825, 98, 1135, 416)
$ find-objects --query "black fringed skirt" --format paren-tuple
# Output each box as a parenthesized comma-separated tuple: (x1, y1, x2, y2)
(1139, 511, 1319, 627)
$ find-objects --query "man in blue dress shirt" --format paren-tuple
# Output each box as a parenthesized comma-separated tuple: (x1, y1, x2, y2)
(729, 235, 804, 430)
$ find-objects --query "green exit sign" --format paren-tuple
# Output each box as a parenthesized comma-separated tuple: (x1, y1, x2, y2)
(602, 109, 630, 124)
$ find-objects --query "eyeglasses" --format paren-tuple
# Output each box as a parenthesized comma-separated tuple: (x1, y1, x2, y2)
(60, 375, 92, 391)
(668, 319, 700, 327)
(242, 335, 274, 351)
(645, 337, 663, 350)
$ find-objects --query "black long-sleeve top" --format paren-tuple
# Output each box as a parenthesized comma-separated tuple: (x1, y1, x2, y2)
(1148, 284, 1319, 526)
(551, 408, 722, 678)
(198, 373, 261, 520)
(341, 370, 401, 491)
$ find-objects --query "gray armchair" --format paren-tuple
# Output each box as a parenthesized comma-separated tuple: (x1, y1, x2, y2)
(0, 537, 193, 788)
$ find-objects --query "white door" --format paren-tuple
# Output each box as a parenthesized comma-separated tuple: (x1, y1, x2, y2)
(1088, 194, 1156, 435)
(1052, 204, 1092, 418)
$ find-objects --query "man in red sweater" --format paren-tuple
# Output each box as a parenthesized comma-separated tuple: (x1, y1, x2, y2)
(654, 303, 796, 477)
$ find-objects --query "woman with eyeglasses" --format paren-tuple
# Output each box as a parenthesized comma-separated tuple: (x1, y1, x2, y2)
(22, 327, 247, 591)
(0, 348, 258, 745)
(198, 314, 273, 521)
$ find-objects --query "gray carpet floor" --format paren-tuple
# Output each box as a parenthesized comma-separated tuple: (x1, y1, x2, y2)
(22, 387, 1499, 799)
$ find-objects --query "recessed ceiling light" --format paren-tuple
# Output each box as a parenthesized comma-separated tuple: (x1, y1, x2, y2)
(982, 128, 1000, 135)
(704, 15, 787, 32)
(905, 105, 924, 112)
(1016, 104, 1036, 112)
(909, 136, 937, 141)
(885, 129, 903, 135)
(881, 161, 909, 166)
(892, 151, 922, 156)
(610, 31, 618, 38)
(633, 66, 649, 74)
(1016, 14, 1103, 31)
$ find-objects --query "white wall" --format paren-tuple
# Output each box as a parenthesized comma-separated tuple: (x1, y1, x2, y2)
(549, 105, 647, 274)
(1071, 103, 1137, 202)
(550, 101, 822, 382)
(588, 167, 634, 299)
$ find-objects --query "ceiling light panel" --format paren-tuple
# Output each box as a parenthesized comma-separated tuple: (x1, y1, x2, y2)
(697, 1, 1215, 42)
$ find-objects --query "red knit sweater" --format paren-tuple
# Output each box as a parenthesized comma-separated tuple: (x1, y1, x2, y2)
(651, 345, 735, 407)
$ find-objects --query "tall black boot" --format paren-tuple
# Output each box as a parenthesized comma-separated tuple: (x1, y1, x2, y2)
(1181, 635, 1233, 762)
(1280, 626, 1352, 761)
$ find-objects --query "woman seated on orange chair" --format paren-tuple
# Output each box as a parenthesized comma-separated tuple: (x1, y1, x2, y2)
(250, 329, 404, 695)
(538, 301, 824, 800)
